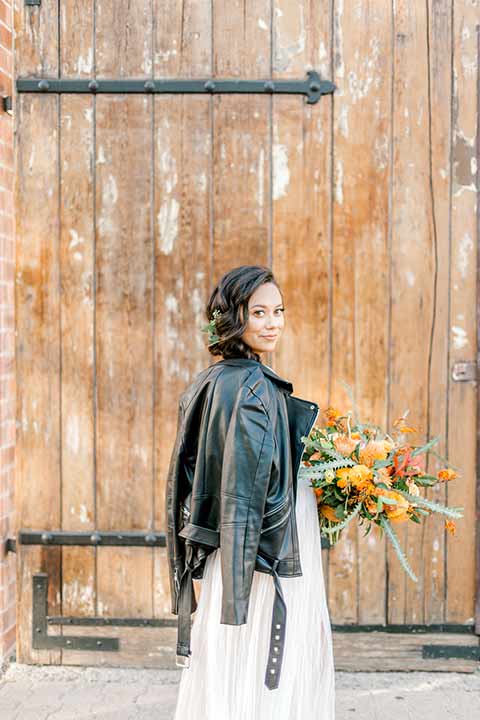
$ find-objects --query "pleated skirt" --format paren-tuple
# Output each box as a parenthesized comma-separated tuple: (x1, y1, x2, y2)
(173, 467, 336, 720)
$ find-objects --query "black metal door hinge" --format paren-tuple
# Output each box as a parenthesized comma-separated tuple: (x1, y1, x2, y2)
(16, 70, 336, 105)
(25, 0, 41, 6)
(33, 574, 119, 651)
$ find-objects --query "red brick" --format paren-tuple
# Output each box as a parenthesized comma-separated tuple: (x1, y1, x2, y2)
(0, 23, 11, 51)
(0, 2, 12, 27)
(0, 68, 11, 94)
(0, 118, 12, 145)
(0, 622, 15, 656)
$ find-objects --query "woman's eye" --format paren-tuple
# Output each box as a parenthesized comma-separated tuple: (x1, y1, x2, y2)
(253, 308, 285, 316)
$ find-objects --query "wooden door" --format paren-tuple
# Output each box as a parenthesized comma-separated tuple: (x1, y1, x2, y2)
(14, 1, 478, 668)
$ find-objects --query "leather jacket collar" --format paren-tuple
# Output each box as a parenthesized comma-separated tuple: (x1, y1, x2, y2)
(215, 357, 294, 394)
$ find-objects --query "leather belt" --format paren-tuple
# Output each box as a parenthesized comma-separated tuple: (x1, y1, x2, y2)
(175, 553, 287, 691)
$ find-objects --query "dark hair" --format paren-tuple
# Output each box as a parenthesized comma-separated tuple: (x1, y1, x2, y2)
(205, 265, 282, 361)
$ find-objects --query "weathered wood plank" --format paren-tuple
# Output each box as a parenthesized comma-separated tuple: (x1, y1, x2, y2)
(389, 0, 433, 623)
(422, 0, 452, 624)
(212, 0, 271, 273)
(152, 1, 213, 624)
(13, 0, 58, 77)
(447, 2, 478, 624)
(94, 2, 155, 654)
(60, 92, 96, 621)
(332, 631, 479, 673)
(329, 0, 392, 625)
(271, 0, 334, 607)
(15, 90, 61, 663)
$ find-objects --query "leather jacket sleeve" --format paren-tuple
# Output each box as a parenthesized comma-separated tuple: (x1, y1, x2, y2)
(219, 383, 275, 625)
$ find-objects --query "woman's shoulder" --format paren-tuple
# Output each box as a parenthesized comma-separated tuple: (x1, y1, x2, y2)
(182, 358, 272, 409)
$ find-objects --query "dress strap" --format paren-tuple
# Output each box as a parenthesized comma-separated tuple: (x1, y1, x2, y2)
(264, 559, 288, 690)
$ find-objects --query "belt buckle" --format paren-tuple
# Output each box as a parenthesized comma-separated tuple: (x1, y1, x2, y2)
(176, 653, 191, 668)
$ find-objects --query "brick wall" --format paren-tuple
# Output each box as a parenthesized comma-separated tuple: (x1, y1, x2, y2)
(0, 0, 15, 664)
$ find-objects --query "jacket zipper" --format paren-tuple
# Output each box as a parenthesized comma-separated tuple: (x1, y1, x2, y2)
(263, 494, 289, 517)
(260, 506, 291, 534)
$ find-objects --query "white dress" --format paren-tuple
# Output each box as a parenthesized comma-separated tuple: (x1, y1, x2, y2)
(173, 465, 336, 720)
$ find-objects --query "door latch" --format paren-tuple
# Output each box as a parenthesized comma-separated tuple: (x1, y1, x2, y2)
(451, 361, 477, 382)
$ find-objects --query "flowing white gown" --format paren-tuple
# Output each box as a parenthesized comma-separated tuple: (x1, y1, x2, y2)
(173, 465, 336, 720)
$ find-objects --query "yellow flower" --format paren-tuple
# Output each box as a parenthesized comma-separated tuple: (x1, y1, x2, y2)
(324, 469, 335, 483)
(336, 464, 373, 489)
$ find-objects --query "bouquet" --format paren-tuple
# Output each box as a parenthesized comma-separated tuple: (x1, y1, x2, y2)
(299, 394, 464, 582)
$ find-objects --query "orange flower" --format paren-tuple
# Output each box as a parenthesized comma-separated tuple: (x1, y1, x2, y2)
(336, 464, 373, 489)
(309, 451, 322, 462)
(313, 487, 324, 499)
(359, 440, 389, 468)
(383, 490, 410, 522)
(438, 468, 458, 482)
(334, 435, 358, 456)
(393, 416, 418, 433)
(324, 406, 341, 426)
(319, 504, 341, 522)
(445, 519, 456, 535)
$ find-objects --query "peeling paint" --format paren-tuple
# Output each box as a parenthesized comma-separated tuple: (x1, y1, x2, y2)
(102, 174, 118, 207)
(334, 160, 343, 205)
(334, 0, 345, 79)
(75, 47, 94, 75)
(97, 145, 107, 165)
(256, 148, 265, 220)
(458, 233, 474, 279)
(157, 198, 180, 254)
(373, 134, 388, 171)
(63, 579, 94, 614)
(451, 325, 468, 349)
(69, 229, 84, 250)
(273, 143, 290, 200)
(274, 4, 306, 71)
(405, 270, 415, 287)
(338, 104, 349, 138)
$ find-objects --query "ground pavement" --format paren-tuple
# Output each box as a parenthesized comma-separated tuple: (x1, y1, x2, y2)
(0, 662, 479, 719)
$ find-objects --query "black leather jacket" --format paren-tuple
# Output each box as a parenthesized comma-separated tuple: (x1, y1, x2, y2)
(165, 357, 319, 690)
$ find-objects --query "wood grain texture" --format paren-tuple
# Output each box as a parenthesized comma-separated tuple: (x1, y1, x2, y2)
(152, 1, 213, 624)
(15, 91, 61, 662)
(212, 0, 271, 274)
(421, 0, 452, 625)
(94, 0, 155, 646)
(388, 0, 434, 624)
(447, 1, 478, 624)
(271, 0, 334, 607)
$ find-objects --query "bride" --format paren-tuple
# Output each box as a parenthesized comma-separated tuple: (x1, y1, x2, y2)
(167, 264, 335, 719)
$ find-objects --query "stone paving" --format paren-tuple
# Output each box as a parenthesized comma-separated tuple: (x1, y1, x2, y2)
(0, 662, 479, 719)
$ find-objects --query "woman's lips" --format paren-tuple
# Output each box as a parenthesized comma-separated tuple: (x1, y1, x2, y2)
(261, 335, 278, 339)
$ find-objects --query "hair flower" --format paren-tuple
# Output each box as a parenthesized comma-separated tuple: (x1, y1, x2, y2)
(201, 308, 222, 346)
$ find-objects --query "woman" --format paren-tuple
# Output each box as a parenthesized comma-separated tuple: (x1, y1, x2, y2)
(167, 265, 335, 719)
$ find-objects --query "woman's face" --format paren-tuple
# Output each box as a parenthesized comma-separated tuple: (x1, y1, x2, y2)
(240, 282, 285, 358)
